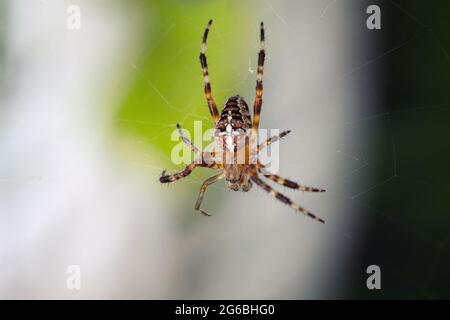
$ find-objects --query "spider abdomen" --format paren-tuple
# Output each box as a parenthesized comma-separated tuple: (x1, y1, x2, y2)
(215, 95, 252, 154)
(217, 95, 251, 132)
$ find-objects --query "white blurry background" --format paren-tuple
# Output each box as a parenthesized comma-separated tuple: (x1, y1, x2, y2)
(0, 0, 373, 298)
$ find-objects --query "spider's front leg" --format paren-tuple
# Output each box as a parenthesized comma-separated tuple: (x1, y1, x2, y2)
(200, 19, 220, 123)
(250, 22, 266, 143)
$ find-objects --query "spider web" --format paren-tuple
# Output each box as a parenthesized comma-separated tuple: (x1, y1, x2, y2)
(312, 0, 450, 298)
(1, 0, 449, 299)
(114, 0, 450, 298)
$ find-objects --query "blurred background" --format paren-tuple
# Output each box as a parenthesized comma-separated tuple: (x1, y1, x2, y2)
(0, 0, 449, 299)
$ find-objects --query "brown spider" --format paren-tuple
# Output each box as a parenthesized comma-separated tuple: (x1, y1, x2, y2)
(160, 20, 326, 223)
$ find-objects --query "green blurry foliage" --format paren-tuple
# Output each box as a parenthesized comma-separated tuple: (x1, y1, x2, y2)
(115, 0, 259, 156)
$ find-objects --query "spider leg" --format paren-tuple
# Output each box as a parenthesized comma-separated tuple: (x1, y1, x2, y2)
(174, 124, 224, 165)
(256, 130, 291, 152)
(250, 172, 325, 224)
(195, 171, 225, 216)
(263, 174, 326, 193)
(200, 19, 220, 124)
(256, 162, 325, 192)
(159, 157, 223, 183)
(160, 163, 196, 184)
(251, 22, 265, 143)
(176, 123, 200, 154)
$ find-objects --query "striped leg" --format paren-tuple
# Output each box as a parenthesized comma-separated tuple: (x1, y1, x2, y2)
(251, 22, 266, 142)
(257, 130, 291, 152)
(160, 163, 196, 183)
(250, 173, 325, 224)
(159, 158, 224, 184)
(176, 123, 223, 164)
(177, 123, 200, 154)
(264, 174, 326, 193)
(256, 161, 325, 192)
(200, 19, 220, 123)
(195, 171, 225, 216)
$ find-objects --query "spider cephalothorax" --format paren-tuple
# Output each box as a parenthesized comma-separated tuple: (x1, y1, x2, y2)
(160, 20, 326, 223)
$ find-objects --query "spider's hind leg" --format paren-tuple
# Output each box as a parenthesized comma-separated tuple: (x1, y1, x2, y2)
(264, 174, 326, 193)
(256, 162, 325, 193)
(250, 173, 325, 224)
(195, 172, 225, 216)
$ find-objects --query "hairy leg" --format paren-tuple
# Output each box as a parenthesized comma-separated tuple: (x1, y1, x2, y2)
(200, 20, 220, 123)
(250, 172, 325, 223)
(195, 171, 225, 216)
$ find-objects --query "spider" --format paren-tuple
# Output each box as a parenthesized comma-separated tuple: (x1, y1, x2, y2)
(160, 20, 326, 223)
